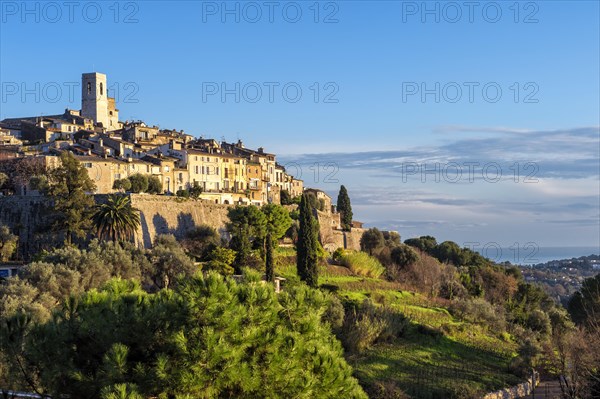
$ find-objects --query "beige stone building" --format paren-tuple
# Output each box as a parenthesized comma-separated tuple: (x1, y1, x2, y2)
(0, 72, 306, 206)
(246, 161, 265, 205)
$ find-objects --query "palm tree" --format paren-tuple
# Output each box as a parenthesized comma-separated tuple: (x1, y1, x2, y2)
(92, 195, 141, 243)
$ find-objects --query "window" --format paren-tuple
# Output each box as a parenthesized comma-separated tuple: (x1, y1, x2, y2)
(87, 82, 92, 95)
(100, 82, 104, 95)
(195, 165, 199, 174)
(84, 162, 92, 168)
(115, 173, 121, 179)
(164, 166, 170, 172)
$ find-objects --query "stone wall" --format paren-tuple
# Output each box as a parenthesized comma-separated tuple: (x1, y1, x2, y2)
(127, 195, 231, 247)
(0, 195, 52, 259)
(482, 372, 539, 399)
(316, 209, 364, 252)
(0, 194, 364, 257)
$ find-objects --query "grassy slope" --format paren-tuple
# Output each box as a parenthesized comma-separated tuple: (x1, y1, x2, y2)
(275, 248, 522, 398)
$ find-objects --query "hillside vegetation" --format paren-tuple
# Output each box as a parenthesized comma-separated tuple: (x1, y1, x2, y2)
(276, 249, 522, 398)
(1, 170, 598, 398)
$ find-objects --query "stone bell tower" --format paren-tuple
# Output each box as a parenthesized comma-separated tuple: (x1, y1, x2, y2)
(81, 72, 109, 128)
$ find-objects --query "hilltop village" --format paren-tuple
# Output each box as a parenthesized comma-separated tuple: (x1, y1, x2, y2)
(0, 72, 304, 206)
(0, 72, 363, 256)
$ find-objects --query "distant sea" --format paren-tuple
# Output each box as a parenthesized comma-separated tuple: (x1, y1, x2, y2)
(473, 246, 600, 266)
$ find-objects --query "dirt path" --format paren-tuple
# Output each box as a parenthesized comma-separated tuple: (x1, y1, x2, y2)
(523, 380, 562, 399)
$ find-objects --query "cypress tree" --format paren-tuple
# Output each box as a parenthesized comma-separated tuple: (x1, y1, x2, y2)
(297, 193, 319, 287)
(337, 185, 353, 231)
(265, 232, 274, 282)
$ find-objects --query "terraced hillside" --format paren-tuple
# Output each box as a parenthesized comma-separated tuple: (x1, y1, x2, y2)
(275, 247, 523, 399)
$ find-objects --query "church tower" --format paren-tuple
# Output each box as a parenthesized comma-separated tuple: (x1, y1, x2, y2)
(81, 72, 109, 128)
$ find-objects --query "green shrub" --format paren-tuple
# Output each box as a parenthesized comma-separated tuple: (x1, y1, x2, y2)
(176, 189, 190, 198)
(340, 299, 408, 353)
(323, 294, 345, 330)
(112, 178, 131, 192)
(526, 309, 551, 336)
(390, 245, 419, 269)
(368, 380, 410, 399)
(320, 283, 340, 293)
(416, 324, 443, 339)
(444, 382, 483, 399)
(188, 181, 203, 198)
(147, 176, 163, 194)
(204, 247, 236, 275)
(332, 247, 346, 263)
(340, 251, 385, 278)
(128, 174, 149, 193)
(449, 298, 506, 332)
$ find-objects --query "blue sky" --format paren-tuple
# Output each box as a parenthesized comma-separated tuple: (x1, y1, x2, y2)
(1, 1, 599, 250)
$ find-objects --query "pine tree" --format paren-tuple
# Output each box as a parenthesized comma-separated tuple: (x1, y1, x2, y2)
(297, 193, 319, 287)
(337, 185, 353, 231)
(46, 152, 97, 244)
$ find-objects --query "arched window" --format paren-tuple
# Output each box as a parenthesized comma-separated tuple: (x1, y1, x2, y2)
(100, 83, 104, 95)
(87, 82, 92, 95)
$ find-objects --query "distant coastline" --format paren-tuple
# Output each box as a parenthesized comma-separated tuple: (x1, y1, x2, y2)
(474, 246, 600, 266)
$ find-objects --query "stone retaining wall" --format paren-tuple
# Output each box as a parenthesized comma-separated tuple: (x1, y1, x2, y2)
(0, 194, 363, 256)
(482, 372, 539, 399)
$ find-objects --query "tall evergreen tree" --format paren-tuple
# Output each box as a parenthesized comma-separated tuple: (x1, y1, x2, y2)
(297, 193, 319, 287)
(337, 185, 353, 231)
(265, 232, 274, 282)
(227, 205, 267, 273)
(45, 152, 96, 245)
(262, 204, 292, 281)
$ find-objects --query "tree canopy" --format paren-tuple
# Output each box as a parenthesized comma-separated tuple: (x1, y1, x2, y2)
(2, 274, 367, 399)
(0, 224, 18, 262)
(360, 228, 385, 255)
